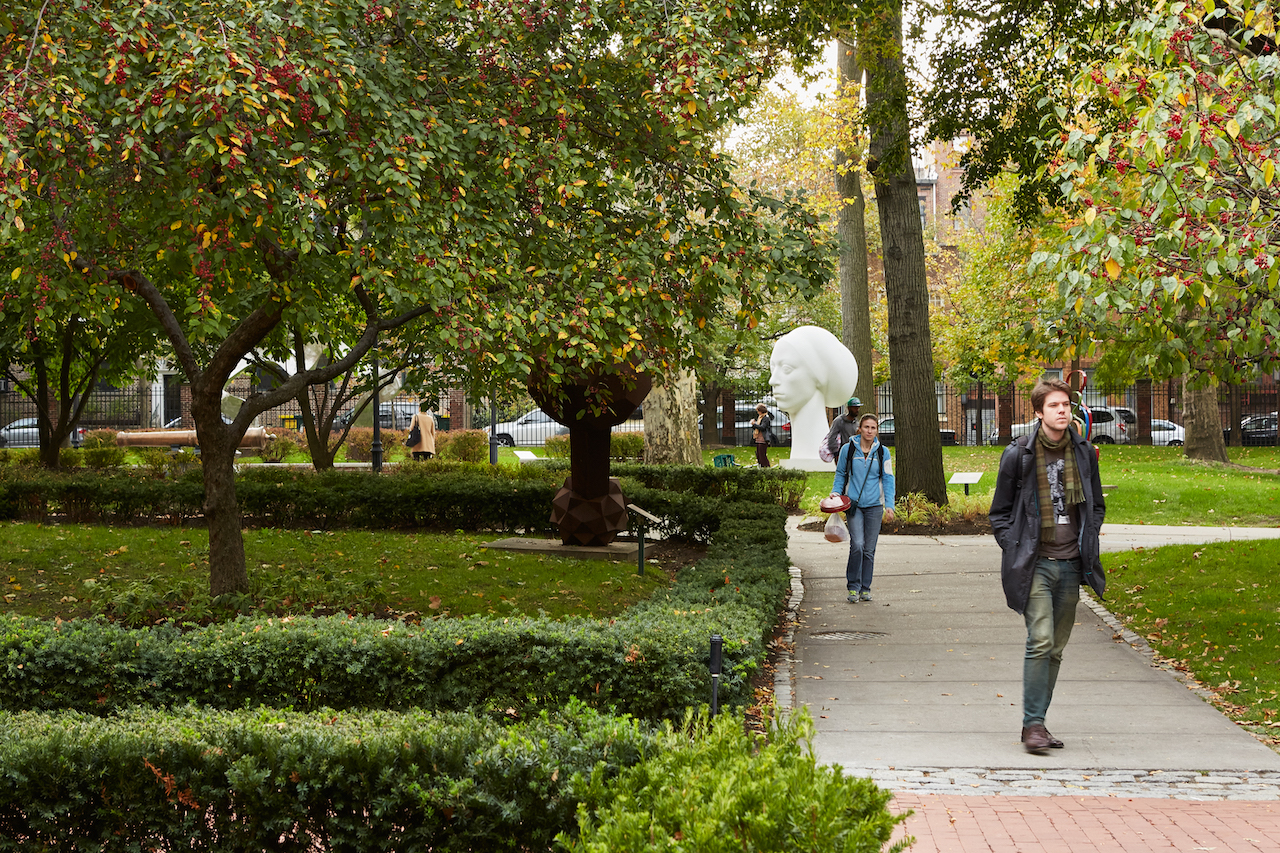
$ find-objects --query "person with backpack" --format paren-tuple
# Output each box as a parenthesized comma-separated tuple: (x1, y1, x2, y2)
(823, 397, 862, 461)
(989, 378, 1106, 754)
(830, 413, 896, 602)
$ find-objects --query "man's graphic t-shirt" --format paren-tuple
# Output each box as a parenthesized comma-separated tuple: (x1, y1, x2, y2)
(1040, 445, 1080, 560)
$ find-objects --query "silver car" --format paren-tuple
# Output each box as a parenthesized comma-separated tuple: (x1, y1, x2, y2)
(1151, 419, 1185, 447)
(0, 417, 86, 448)
(486, 408, 569, 447)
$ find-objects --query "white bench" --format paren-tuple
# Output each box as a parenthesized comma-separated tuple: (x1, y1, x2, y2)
(513, 450, 540, 463)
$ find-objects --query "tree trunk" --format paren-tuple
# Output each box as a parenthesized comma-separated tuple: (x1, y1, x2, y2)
(190, 375, 251, 596)
(644, 369, 702, 464)
(836, 38, 875, 414)
(1183, 373, 1228, 463)
(862, 0, 947, 505)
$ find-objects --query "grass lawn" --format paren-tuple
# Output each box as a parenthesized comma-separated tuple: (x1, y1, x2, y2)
(783, 445, 1280, 527)
(1100, 539, 1280, 740)
(1, 523, 669, 625)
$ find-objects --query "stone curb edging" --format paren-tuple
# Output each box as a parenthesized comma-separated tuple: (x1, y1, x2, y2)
(849, 766, 1280, 800)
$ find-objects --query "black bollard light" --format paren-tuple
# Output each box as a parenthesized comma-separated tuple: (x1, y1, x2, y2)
(709, 634, 723, 717)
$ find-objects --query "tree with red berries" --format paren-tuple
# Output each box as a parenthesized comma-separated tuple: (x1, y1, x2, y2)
(1031, 0, 1280, 460)
(2, 0, 832, 595)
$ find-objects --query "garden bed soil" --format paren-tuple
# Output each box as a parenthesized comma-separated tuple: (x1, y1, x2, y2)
(796, 516, 993, 537)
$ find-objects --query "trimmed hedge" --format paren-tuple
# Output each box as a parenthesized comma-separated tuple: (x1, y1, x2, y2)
(0, 701, 656, 852)
(0, 462, 804, 538)
(0, 502, 789, 719)
(0, 705, 902, 853)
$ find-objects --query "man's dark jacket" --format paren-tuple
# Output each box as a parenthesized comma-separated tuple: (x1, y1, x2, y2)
(825, 415, 860, 456)
(988, 421, 1106, 614)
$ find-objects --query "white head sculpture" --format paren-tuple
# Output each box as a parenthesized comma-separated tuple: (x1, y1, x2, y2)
(769, 326, 859, 465)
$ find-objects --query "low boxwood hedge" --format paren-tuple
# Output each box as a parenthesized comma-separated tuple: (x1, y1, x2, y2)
(0, 700, 656, 852)
(0, 462, 808, 531)
(1, 502, 790, 720)
(0, 705, 903, 853)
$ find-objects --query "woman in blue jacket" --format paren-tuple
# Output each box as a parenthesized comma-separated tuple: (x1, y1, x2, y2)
(830, 414, 896, 602)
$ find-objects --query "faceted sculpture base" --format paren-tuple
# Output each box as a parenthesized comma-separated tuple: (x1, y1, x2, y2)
(549, 478, 628, 546)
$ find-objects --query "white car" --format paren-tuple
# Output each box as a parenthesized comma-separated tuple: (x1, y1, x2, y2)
(486, 408, 569, 447)
(1000, 404, 1133, 444)
(0, 417, 86, 448)
(1151, 419, 1185, 447)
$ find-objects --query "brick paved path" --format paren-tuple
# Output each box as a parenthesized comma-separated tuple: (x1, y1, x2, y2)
(890, 794, 1280, 852)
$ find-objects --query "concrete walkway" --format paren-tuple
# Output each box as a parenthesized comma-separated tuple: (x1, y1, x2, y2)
(783, 519, 1280, 850)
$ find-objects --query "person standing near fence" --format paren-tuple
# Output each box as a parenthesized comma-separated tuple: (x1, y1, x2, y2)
(751, 403, 772, 467)
(989, 377, 1106, 754)
(830, 413, 895, 602)
(407, 402, 437, 461)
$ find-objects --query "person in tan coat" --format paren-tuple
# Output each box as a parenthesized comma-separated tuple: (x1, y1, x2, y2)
(407, 401, 437, 461)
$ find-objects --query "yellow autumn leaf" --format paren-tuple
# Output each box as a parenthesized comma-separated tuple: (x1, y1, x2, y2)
(1105, 258, 1121, 279)
(171, 221, 182, 230)
(10, 267, 21, 280)
(1265, 159, 1275, 186)
(1226, 118, 1240, 139)
(1085, 207, 1097, 226)
(686, 101, 697, 115)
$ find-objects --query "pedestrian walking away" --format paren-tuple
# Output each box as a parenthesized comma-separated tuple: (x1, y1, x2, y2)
(407, 402, 437, 461)
(830, 413, 895, 603)
(751, 403, 773, 467)
(989, 377, 1106, 754)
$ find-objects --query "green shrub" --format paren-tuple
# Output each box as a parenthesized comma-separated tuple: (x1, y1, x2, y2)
(564, 709, 907, 853)
(610, 431, 644, 460)
(544, 434, 571, 458)
(0, 499, 790, 718)
(257, 432, 299, 463)
(0, 701, 658, 853)
(438, 429, 489, 463)
(343, 427, 375, 461)
(82, 444, 127, 470)
(81, 429, 119, 450)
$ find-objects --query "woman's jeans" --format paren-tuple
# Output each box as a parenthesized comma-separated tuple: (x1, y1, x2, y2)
(845, 504, 884, 593)
(755, 440, 769, 467)
(1023, 556, 1082, 726)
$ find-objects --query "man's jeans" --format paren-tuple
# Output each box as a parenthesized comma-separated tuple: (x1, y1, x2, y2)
(1023, 556, 1082, 726)
(845, 504, 884, 593)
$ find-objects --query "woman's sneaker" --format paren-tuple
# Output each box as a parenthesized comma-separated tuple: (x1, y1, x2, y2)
(847, 591, 859, 603)
(859, 591, 872, 602)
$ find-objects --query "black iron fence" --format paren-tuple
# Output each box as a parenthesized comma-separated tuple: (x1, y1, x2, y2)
(3, 378, 1276, 449)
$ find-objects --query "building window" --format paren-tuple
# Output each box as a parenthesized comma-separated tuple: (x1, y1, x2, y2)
(917, 196, 928, 229)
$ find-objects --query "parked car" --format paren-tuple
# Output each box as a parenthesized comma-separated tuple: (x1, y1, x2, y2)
(0, 417, 86, 448)
(875, 416, 957, 447)
(1150, 419, 1185, 447)
(486, 408, 569, 447)
(1085, 405, 1131, 444)
(333, 401, 419, 431)
(998, 404, 1133, 445)
(1238, 413, 1279, 446)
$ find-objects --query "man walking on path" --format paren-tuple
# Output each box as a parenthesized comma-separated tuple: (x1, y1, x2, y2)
(989, 378, 1106, 754)
(824, 396, 862, 459)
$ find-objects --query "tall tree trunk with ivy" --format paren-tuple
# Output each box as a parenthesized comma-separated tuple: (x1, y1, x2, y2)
(862, 0, 946, 504)
(836, 38, 876, 414)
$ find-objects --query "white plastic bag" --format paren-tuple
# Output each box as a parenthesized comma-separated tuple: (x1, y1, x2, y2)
(824, 511, 850, 543)
(818, 436, 835, 463)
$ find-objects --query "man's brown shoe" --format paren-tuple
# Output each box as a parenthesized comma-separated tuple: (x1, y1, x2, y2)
(1020, 725, 1063, 749)
(1021, 724, 1053, 754)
